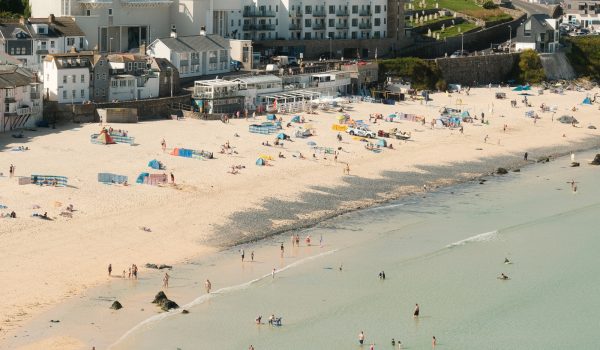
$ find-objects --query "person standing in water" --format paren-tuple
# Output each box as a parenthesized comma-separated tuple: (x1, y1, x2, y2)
(280, 243, 284, 258)
(108, 264, 112, 276)
(413, 303, 420, 318)
(240, 248, 245, 262)
(358, 331, 365, 345)
(162, 272, 170, 289)
(432, 336, 437, 348)
(251, 251, 254, 262)
(205, 279, 212, 293)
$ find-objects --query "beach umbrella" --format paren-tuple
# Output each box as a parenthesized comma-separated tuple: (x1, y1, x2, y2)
(306, 141, 317, 146)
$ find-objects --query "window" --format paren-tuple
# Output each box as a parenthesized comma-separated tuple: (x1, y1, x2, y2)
(127, 62, 133, 71)
(63, 76, 67, 83)
(40, 41, 47, 49)
(375, 5, 381, 13)
(352, 5, 358, 13)
(276, 5, 278, 12)
(305, 5, 312, 14)
(239, 19, 241, 26)
(111, 80, 118, 87)
(384, 18, 386, 24)
(120, 80, 127, 87)
(71, 75, 76, 83)
(329, 19, 335, 27)
(352, 18, 358, 26)
(108, 8, 113, 15)
(384, 5, 386, 11)
(231, 19, 234, 26)
(63, 90, 67, 99)
(50, 41, 55, 48)
(128, 80, 134, 87)
(304, 32, 311, 40)
(375, 18, 381, 26)
(305, 19, 311, 27)
(67, 38, 75, 46)
(81, 74, 85, 83)
(352, 31, 357, 39)
(72, 90, 76, 99)
(79, 38, 84, 48)
(80, 89, 85, 98)
(329, 5, 335, 14)
(86, 10, 91, 16)
(10, 48, 14, 55)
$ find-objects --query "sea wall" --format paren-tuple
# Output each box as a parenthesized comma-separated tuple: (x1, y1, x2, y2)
(433, 53, 520, 85)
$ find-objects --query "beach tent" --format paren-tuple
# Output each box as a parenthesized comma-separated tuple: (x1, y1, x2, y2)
(96, 130, 115, 144)
(377, 139, 387, 147)
(267, 114, 277, 121)
(276, 133, 288, 140)
(291, 115, 301, 123)
(136, 173, 149, 184)
(255, 158, 266, 166)
(148, 159, 162, 170)
(582, 97, 592, 105)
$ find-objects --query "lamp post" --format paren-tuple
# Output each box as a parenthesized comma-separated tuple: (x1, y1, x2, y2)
(109, 37, 113, 53)
(508, 25, 512, 53)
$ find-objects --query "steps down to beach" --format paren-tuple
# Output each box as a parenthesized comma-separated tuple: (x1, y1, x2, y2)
(540, 52, 576, 81)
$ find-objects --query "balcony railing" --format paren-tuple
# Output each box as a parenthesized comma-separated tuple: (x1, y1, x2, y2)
(120, 0, 173, 6)
(289, 23, 303, 30)
(289, 10, 302, 17)
(78, 0, 113, 8)
(243, 24, 276, 31)
(336, 9, 349, 16)
(312, 22, 326, 30)
(359, 9, 372, 16)
(336, 23, 349, 29)
(359, 22, 372, 29)
(30, 92, 41, 100)
(243, 9, 276, 17)
(17, 107, 32, 116)
(312, 9, 326, 17)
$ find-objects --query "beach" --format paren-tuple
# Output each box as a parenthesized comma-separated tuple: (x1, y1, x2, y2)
(1, 86, 599, 349)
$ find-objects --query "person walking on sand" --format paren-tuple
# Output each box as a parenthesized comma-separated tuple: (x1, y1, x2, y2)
(344, 163, 351, 175)
(241, 248, 245, 262)
(524, 152, 528, 161)
(163, 272, 170, 289)
(170, 172, 175, 184)
(251, 251, 254, 262)
(272, 268, 276, 278)
(161, 138, 166, 152)
(9, 164, 14, 178)
(280, 243, 284, 258)
(413, 303, 420, 318)
(358, 331, 365, 345)
(484, 135, 489, 143)
(432, 336, 437, 348)
(108, 264, 112, 276)
(205, 279, 212, 293)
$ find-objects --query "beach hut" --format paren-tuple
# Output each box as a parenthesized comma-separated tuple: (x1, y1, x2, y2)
(582, 97, 592, 105)
(148, 159, 163, 170)
(255, 158, 266, 166)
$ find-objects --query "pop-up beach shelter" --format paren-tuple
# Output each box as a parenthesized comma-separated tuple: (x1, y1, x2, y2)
(276, 133, 288, 140)
(582, 97, 592, 105)
(256, 158, 266, 166)
(267, 114, 277, 121)
(291, 115, 301, 123)
(148, 159, 161, 169)
(96, 130, 115, 144)
(377, 139, 387, 147)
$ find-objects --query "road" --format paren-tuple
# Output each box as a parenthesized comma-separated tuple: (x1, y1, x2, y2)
(510, 0, 553, 16)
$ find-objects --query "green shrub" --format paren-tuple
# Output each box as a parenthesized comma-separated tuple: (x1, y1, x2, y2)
(565, 36, 600, 80)
(517, 49, 545, 84)
(482, 1, 498, 9)
(379, 57, 446, 90)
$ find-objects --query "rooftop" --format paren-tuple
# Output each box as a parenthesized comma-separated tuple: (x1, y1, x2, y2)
(0, 65, 34, 88)
(152, 34, 229, 53)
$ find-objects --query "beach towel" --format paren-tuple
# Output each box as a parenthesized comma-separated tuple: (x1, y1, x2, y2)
(147, 173, 168, 185)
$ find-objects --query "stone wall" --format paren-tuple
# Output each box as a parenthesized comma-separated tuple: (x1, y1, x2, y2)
(433, 52, 520, 85)
(44, 95, 192, 124)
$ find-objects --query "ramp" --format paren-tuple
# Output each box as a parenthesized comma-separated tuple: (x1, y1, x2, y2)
(540, 52, 576, 80)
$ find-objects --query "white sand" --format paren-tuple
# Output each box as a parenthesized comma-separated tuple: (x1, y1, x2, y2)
(1, 86, 598, 348)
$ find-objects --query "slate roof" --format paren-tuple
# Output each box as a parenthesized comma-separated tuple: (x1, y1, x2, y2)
(153, 34, 229, 53)
(0, 65, 34, 88)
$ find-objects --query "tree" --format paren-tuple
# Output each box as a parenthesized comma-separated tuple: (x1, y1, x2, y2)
(379, 57, 447, 90)
(0, 0, 31, 18)
(518, 49, 545, 84)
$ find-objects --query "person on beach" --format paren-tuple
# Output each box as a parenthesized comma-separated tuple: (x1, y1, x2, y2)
(241, 248, 245, 262)
(498, 273, 509, 280)
(272, 268, 276, 278)
(413, 303, 420, 318)
(379, 271, 386, 280)
(163, 272, 170, 288)
(205, 279, 212, 293)
(161, 138, 166, 152)
(359, 331, 365, 345)
(122, 270, 126, 278)
(9, 164, 14, 178)
(306, 235, 311, 246)
(295, 234, 300, 247)
(369, 343, 375, 350)
(280, 243, 284, 258)
(170, 172, 175, 184)
(251, 251, 254, 262)
(344, 163, 350, 175)
(132, 264, 138, 279)
(484, 135, 489, 143)
(128, 267, 132, 279)
(249, 345, 254, 350)
(108, 264, 112, 276)
(255, 315, 262, 324)
(524, 152, 528, 161)
(432, 336, 437, 348)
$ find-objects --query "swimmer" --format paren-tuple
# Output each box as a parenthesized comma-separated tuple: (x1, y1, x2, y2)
(255, 315, 262, 324)
(504, 257, 511, 264)
(358, 331, 365, 345)
(498, 273, 510, 280)
(413, 303, 420, 317)
(432, 336, 437, 348)
(378, 271, 386, 280)
(339, 264, 343, 271)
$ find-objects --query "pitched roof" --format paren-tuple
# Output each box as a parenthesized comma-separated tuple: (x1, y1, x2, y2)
(154, 34, 229, 53)
(0, 22, 31, 39)
(106, 53, 148, 63)
(28, 17, 85, 37)
(0, 65, 34, 88)
(150, 57, 177, 72)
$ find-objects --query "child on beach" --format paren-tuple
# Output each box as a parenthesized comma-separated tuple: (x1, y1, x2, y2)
(163, 273, 170, 288)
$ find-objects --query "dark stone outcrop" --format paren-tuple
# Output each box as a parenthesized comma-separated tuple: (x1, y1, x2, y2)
(158, 264, 173, 270)
(588, 125, 597, 129)
(110, 301, 123, 310)
(152, 291, 179, 311)
(145, 263, 159, 269)
(161, 300, 179, 311)
(513, 169, 521, 172)
(537, 157, 550, 163)
(181, 309, 189, 314)
(496, 167, 508, 175)
(591, 154, 600, 165)
(152, 291, 168, 304)
(570, 162, 580, 167)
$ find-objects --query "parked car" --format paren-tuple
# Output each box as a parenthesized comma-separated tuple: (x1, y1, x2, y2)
(346, 126, 376, 138)
(450, 50, 469, 58)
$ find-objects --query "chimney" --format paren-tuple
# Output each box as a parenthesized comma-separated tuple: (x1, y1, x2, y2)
(19, 16, 25, 25)
(200, 26, 206, 36)
(49, 14, 55, 23)
(70, 46, 78, 53)
(170, 25, 177, 38)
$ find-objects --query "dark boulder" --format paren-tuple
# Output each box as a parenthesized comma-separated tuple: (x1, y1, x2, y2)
(152, 291, 168, 305)
(588, 125, 597, 129)
(591, 154, 600, 165)
(145, 263, 159, 269)
(181, 309, 189, 314)
(161, 300, 179, 311)
(537, 157, 550, 163)
(158, 264, 172, 270)
(496, 167, 508, 175)
(110, 301, 123, 310)
(570, 162, 580, 167)
(513, 169, 521, 172)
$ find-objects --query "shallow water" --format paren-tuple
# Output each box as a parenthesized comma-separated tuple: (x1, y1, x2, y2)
(112, 151, 600, 349)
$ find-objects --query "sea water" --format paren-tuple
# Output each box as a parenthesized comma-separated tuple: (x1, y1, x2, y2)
(112, 151, 600, 349)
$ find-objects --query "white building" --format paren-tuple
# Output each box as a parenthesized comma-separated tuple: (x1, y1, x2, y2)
(43, 52, 93, 103)
(0, 65, 43, 132)
(230, 74, 283, 108)
(108, 74, 159, 101)
(147, 33, 231, 79)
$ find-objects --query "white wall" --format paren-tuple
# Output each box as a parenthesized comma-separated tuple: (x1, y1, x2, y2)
(57, 67, 90, 103)
(515, 42, 536, 52)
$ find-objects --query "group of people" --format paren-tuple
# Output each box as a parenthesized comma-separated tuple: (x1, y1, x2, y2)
(107, 263, 139, 280)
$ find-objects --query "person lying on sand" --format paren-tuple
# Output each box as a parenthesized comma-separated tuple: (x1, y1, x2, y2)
(139, 226, 152, 232)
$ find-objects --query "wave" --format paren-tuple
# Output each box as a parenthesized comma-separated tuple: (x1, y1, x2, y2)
(446, 230, 498, 248)
(109, 248, 338, 349)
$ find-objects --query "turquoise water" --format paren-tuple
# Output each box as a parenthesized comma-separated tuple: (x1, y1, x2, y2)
(112, 151, 600, 349)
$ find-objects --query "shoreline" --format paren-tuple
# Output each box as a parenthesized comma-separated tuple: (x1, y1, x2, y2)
(2, 86, 600, 348)
(7, 142, 599, 350)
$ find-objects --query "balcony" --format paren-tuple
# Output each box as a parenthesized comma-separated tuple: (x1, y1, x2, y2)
(78, 0, 112, 8)
(30, 92, 41, 100)
(289, 10, 302, 17)
(289, 23, 303, 30)
(359, 9, 372, 16)
(336, 23, 349, 29)
(120, 0, 173, 7)
(336, 9, 349, 16)
(312, 22, 326, 30)
(312, 9, 326, 17)
(243, 9, 276, 17)
(17, 106, 32, 116)
(243, 24, 276, 31)
(359, 22, 372, 29)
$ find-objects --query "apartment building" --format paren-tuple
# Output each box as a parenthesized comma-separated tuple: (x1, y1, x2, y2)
(0, 65, 43, 132)
(43, 52, 93, 103)
(563, 0, 600, 28)
(30, 0, 406, 59)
